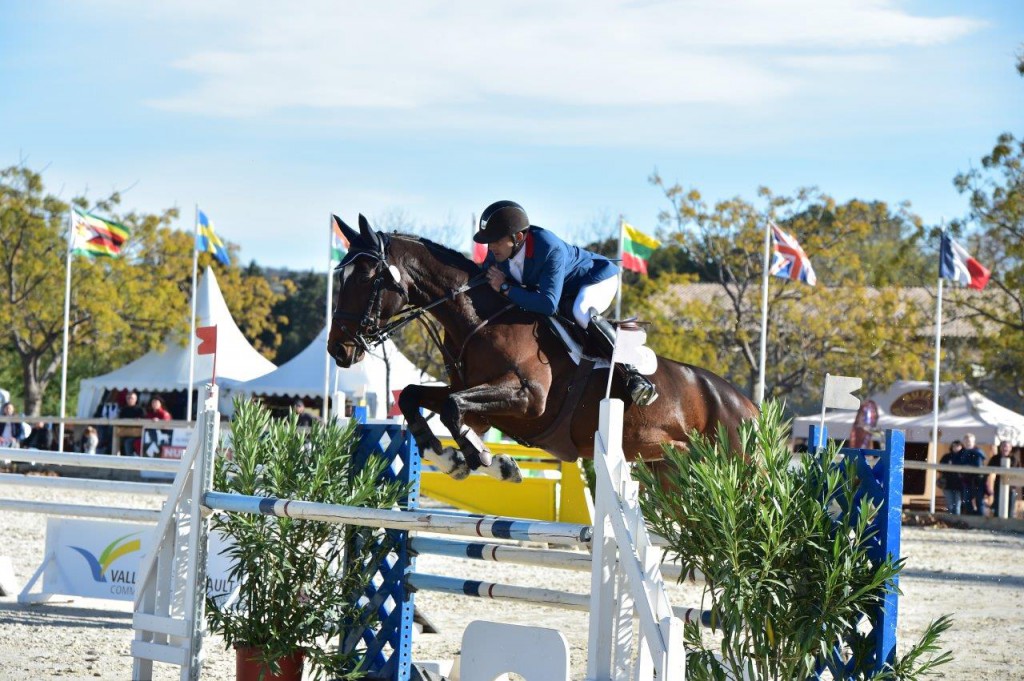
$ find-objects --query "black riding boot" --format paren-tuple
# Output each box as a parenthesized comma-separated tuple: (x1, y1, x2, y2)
(587, 314, 659, 406)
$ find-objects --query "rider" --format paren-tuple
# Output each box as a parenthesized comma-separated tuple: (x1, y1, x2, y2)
(475, 200, 658, 406)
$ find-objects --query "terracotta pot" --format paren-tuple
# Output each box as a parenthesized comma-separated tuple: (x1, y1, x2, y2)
(235, 646, 305, 681)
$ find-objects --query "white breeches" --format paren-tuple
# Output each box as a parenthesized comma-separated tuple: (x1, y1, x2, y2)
(571, 276, 619, 327)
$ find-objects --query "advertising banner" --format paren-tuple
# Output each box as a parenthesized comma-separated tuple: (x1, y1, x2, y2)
(35, 518, 235, 603)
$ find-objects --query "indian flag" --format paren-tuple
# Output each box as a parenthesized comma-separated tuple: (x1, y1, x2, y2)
(330, 214, 350, 263)
(71, 209, 130, 258)
(621, 223, 660, 276)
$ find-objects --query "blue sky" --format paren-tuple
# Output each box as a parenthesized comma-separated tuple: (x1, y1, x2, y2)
(2, 0, 1022, 272)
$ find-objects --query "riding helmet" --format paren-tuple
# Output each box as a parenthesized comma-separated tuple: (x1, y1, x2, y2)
(473, 200, 530, 244)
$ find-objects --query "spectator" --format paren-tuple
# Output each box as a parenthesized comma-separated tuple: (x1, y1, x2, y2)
(147, 396, 172, 421)
(94, 397, 121, 454)
(292, 399, 319, 428)
(23, 421, 54, 451)
(961, 433, 988, 516)
(80, 426, 100, 454)
(938, 440, 968, 515)
(0, 402, 30, 447)
(119, 391, 146, 456)
(987, 440, 1019, 519)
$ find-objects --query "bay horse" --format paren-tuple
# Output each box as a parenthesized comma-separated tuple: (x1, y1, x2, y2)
(328, 215, 757, 482)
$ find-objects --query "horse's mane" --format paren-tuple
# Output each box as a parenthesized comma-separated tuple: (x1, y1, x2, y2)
(389, 233, 482, 276)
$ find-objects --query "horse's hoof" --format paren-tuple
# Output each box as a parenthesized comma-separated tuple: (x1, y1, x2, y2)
(478, 454, 523, 483)
(497, 455, 522, 483)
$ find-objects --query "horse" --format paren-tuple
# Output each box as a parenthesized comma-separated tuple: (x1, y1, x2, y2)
(328, 215, 758, 483)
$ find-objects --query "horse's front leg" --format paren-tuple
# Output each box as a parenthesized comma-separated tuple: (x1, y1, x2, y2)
(441, 374, 542, 482)
(398, 384, 513, 482)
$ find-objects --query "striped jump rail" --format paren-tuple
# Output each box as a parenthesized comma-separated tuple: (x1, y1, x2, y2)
(409, 536, 705, 583)
(203, 491, 594, 546)
(408, 573, 715, 628)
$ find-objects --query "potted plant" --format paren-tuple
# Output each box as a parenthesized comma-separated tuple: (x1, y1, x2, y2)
(206, 398, 407, 681)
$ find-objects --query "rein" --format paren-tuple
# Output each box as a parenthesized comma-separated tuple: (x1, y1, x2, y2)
(377, 272, 488, 342)
(334, 241, 516, 383)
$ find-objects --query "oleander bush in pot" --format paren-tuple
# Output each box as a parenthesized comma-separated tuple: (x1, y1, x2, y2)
(636, 400, 953, 680)
(206, 398, 407, 681)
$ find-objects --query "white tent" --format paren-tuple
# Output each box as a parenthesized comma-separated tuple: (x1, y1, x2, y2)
(223, 330, 438, 420)
(76, 267, 276, 418)
(793, 380, 1024, 447)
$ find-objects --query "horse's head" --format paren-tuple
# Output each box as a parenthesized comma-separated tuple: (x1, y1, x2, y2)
(328, 214, 408, 367)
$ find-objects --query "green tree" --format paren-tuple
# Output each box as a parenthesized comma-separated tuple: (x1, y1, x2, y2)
(268, 270, 326, 364)
(0, 164, 282, 415)
(646, 176, 933, 411)
(944, 50, 1024, 403)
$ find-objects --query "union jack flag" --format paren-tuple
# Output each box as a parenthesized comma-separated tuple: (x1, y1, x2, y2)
(769, 222, 816, 286)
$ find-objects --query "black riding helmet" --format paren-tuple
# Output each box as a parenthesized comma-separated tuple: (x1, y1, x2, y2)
(473, 200, 530, 244)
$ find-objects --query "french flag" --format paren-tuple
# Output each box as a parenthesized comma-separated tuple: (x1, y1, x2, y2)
(939, 234, 990, 290)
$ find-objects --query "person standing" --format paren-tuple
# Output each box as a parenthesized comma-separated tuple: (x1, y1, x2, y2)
(987, 440, 1019, 519)
(938, 440, 967, 515)
(0, 402, 30, 447)
(80, 426, 100, 454)
(961, 433, 988, 516)
(292, 399, 319, 428)
(119, 391, 146, 456)
(147, 396, 172, 421)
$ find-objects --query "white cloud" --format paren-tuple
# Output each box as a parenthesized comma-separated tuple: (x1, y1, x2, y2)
(134, 0, 980, 118)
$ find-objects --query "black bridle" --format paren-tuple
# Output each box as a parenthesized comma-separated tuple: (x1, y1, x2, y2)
(332, 250, 488, 353)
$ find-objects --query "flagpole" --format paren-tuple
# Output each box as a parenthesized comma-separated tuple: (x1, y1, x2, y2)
(929, 275, 944, 515)
(615, 217, 624, 319)
(323, 213, 334, 420)
(755, 219, 772, 405)
(186, 204, 200, 423)
(57, 209, 75, 452)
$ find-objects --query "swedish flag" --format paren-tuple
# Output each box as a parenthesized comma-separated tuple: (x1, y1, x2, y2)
(197, 210, 230, 265)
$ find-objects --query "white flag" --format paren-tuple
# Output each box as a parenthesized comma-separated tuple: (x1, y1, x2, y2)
(823, 374, 862, 411)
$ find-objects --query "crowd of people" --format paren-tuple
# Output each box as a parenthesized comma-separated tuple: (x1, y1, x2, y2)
(938, 432, 1021, 518)
(1, 391, 326, 460)
(0, 390, 175, 455)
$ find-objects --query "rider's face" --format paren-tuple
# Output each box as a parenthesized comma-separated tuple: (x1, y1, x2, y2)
(488, 236, 518, 263)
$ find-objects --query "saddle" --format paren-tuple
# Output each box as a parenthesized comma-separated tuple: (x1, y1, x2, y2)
(522, 316, 648, 461)
(544, 315, 608, 368)
(543, 315, 647, 367)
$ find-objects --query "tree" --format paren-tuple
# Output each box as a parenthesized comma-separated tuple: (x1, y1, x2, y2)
(945, 49, 1024, 402)
(646, 175, 934, 412)
(267, 270, 324, 364)
(0, 164, 282, 415)
(952, 135, 1024, 399)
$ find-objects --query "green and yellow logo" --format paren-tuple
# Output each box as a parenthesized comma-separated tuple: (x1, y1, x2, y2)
(69, 532, 142, 582)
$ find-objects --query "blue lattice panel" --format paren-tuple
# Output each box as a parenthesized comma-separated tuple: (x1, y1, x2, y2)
(809, 425, 904, 678)
(341, 422, 420, 681)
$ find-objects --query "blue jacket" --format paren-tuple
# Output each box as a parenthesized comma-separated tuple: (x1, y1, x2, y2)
(485, 226, 617, 318)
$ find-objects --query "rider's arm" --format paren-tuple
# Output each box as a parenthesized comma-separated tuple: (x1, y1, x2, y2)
(506, 251, 566, 315)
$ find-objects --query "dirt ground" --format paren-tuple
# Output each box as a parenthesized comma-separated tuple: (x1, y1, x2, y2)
(1, 484, 1023, 679)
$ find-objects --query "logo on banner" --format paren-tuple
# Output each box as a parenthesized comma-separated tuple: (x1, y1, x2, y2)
(69, 532, 143, 583)
(890, 389, 935, 417)
(143, 429, 173, 457)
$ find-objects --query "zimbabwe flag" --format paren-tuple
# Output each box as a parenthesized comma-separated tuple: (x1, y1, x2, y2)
(621, 223, 660, 275)
(71, 209, 130, 258)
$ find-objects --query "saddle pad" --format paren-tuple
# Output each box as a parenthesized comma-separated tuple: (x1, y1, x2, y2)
(545, 317, 610, 370)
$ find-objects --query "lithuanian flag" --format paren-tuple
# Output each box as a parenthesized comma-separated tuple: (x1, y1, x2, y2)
(71, 209, 130, 258)
(621, 223, 660, 275)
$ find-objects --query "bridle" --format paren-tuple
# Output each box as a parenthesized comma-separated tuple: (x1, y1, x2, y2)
(332, 248, 489, 355)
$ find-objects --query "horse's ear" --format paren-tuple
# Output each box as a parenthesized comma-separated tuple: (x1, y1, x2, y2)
(333, 214, 360, 248)
(358, 214, 383, 255)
